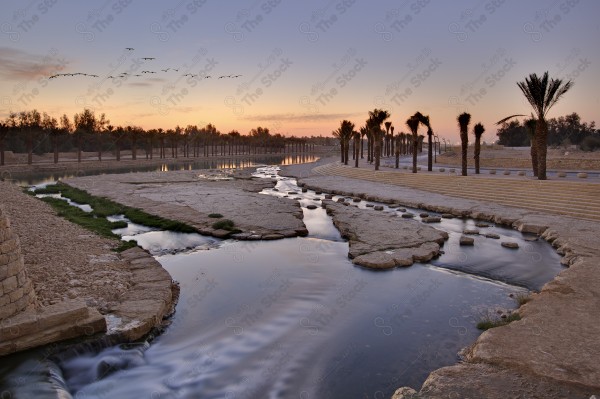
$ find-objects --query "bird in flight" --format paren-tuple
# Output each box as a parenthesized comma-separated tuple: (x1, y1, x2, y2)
(141, 57, 155, 61)
(126, 47, 134, 51)
(161, 68, 170, 72)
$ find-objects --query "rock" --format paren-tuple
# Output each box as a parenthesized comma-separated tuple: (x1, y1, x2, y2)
(306, 205, 318, 210)
(324, 194, 333, 199)
(503, 170, 511, 175)
(373, 205, 384, 211)
(523, 236, 538, 242)
(489, 169, 496, 174)
(501, 241, 519, 249)
(337, 198, 345, 203)
(419, 213, 429, 218)
(397, 208, 406, 212)
(439, 168, 445, 172)
(577, 172, 588, 178)
(557, 172, 567, 178)
(262, 233, 285, 240)
(463, 229, 480, 235)
(449, 168, 456, 173)
(288, 191, 297, 195)
(366, 203, 375, 207)
(301, 188, 308, 192)
(423, 217, 441, 223)
(459, 235, 475, 245)
(315, 191, 322, 195)
(272, 188, 279, 191)
(212, 229, 232, 238)
(485, 233, 501, 239)
(441, 213, 454, 219)
(401, 213, 415, 218)
(517, 171, 526, 176)
(322, 201, 447, 268)
(352, 197, 361, 202)
(392, 386, 419, 399)
(475, 222, 490, 228)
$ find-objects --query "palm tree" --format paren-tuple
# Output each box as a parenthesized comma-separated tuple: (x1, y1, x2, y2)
(415, 114, 433, 171)
(0, 121, 7, 166)
(473, 123, 485, 174)
(524, 118, 538, 176)
(517, 72, 573, 179)
(333, 120, 355, 165)
(367, 109, 390, 170)
(390, 125, 395, 156)
(353, 130, 361, 167)
(406, 116, 420, 173)
(384, 121, 392, 157)
(359, 126, 368, 159)
(457, 112, 471, 176)
(394, 131, 402, 169)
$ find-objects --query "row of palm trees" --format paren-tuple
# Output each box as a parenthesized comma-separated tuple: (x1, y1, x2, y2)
(333, 72, 573, 181)
(0, 109, 314, 166)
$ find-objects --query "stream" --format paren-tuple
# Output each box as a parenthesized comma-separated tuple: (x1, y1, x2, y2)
(0, 164, 563, 398)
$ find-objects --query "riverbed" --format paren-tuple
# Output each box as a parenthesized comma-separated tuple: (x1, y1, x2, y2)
(0, 164, 563, 398)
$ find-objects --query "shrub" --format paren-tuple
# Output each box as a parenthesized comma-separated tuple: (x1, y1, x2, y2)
(208, 213, 223, 218)
(477, 313, 521, 330)
(580, 135, 600, 152)
(212, 219, 235, 230)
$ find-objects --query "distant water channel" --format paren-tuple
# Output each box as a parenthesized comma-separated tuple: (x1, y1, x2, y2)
(0, 165, 564, 398)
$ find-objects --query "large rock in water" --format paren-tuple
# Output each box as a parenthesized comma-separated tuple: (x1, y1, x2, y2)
(322, 200, 448, 269)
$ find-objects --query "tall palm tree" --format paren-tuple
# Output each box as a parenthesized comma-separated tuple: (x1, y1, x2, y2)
(0, 121, 7, 166)
(473, 122, 485, 174)
(406, 116, 420, 173)
(499, 72, 573, 179)
(368, 109, 390, 170)
(457, 112, 471, 176)
(394, 131, 402, 169)
(390, 125, 395, 156)
(415, 114, 433, 171)
(353, 130, 361, 168)
(359, 126, 368, 159)
(524, 118, 538, 176)
(333, 120, 355, 165)
(384, 121, 392, 157)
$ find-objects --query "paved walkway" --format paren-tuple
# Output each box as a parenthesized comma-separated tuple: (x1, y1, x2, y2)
(313, 162, 600, 221)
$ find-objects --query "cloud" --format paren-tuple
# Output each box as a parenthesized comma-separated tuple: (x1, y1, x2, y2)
(0, 47, 68, 81)
(128, 82, 153, 87)
(241, 112, 363, 123)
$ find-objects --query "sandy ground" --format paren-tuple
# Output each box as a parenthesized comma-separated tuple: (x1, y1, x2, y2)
(0, 182, 132, 313)
(437, 146, 600, 170)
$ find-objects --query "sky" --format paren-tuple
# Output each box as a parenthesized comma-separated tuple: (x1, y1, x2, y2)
(0, 0, 599, 141)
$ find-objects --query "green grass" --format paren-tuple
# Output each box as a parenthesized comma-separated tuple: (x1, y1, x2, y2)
(35, 182, 199, 251)
(212, 219, 235, 230)
(477, 313, 521, 330)
(208, 213, 223, 218)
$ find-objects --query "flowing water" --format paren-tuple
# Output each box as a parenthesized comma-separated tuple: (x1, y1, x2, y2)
(0, 165, 564, 398)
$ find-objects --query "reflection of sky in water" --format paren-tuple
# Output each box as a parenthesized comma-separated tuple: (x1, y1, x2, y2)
(107, 215, 156, 236)
(123, 230, 221, 256)
(35, 193, 93, 213)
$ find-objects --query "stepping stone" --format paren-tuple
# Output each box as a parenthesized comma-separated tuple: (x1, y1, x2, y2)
(463, 229, 479, 235)
(489, 169, 496, 175)
(449, 168, 456, 173)
(353, 197, 361, 202)
(577, 172, 588, 178)
(422, 217, 441, 223)
(503, 170, 511, 175)
(301, 188, 308, 192)
(419, 213, 429, 218)
(517, 171, 526, 176)
(272, 188, 279, 191)
(324, 194, 333, 199)
(313, 198, 321, 201)
(397, 208, 406, 212)
(459, 235, 474, 246)
(557, 172, 567, 178)
(373, 205, 384, 211)
(475, 222, 490, 228)
(288, 191, 298, 194)
(439, 168, 445, 172)
(337, 198, 345, 203)
(401, 213, 415, 218)
(523, 236, 538, 242)
(501, 242, 519, 249)
(306, 204, 318, 210)
(315, 191, 322, 195)
(366, 203, 375, 207)
(485, 233, 500, 239)
(294, 197, 301, 200)
(441, 213, 454, 219)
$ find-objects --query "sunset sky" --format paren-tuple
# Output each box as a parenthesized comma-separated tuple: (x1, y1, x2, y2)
(1, 0, 598, 141)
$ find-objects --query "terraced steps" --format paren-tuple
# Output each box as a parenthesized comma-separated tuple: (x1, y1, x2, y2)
(313, 163, 600, 221)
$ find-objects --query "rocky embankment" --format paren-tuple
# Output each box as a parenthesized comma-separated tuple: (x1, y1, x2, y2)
(65, 170, 308, 240)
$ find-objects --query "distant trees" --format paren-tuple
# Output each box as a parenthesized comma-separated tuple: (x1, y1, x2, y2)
(333, 120, 355, 165)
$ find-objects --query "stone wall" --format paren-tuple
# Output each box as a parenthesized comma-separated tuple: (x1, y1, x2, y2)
(0, 205, 36, 320)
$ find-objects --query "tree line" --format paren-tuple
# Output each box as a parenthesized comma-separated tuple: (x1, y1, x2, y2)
(333, 109, 487, 176)
(496, 112, 598, 149)
(0, 109, 323, 166)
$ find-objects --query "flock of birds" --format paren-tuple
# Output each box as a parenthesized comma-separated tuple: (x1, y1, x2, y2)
(48, 48, 242, 81)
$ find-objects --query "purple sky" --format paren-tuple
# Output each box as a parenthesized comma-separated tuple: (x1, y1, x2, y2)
(1, 0, 598, 141)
